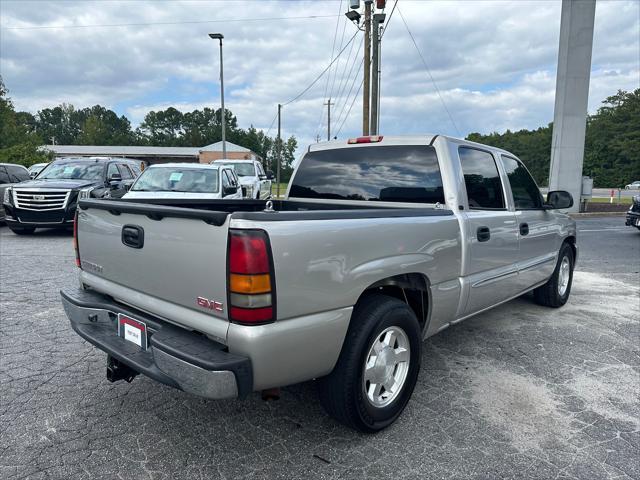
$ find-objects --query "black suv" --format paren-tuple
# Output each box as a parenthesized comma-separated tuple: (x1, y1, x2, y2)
(2, 157, 140, 235)
(0, 163, 31, 224)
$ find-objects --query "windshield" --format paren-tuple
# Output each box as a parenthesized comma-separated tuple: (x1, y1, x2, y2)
(131, 167, 219, 193)
(289, 145, 445, 203)
(38, 162, 104, 180)
(225, 163, 255, 177)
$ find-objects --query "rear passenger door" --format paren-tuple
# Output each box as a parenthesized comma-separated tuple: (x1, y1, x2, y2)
(459, 147, 520, 316)
(500, 155, 560, 291)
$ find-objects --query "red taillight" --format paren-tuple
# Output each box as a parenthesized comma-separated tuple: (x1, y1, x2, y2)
(73, 211, 81, 268)
(228, 230, 275, 325)
(347, 135, 384, 144)
(229, 233, 269, 274)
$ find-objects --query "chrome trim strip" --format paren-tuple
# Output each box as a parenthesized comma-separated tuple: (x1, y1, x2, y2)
(518, 255, 555, 272)
(471, 270, 518, 288)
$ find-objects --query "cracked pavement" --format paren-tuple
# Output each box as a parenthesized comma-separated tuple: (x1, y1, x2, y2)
(1, 216, 638, 479)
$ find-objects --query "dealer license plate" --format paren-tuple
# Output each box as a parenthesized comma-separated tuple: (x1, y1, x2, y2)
(117, 314, 148, 350)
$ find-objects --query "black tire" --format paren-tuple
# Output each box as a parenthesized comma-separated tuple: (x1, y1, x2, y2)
(318, 295, 422, 433)
(9, 227, 36, 235)
(534, 242, 575, 308)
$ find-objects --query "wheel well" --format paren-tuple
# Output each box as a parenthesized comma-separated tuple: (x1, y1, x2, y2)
(357, 273, 430, 330)
(565, 235, 577, 259)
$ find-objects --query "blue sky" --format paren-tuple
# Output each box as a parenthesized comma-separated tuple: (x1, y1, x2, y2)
(1, 0, 638, 153)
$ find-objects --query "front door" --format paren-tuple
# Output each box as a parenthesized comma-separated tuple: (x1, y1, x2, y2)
(500, 155, 561, 291)
(459, 147, 520, 316)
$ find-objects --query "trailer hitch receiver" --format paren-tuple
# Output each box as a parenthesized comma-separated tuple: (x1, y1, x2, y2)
(106, 355, 138, 383)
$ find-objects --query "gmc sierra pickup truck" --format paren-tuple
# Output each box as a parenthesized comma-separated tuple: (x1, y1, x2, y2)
(61, 135, 577, 432)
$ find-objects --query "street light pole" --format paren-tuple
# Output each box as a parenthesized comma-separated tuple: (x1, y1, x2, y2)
(209, 33, 226, 159)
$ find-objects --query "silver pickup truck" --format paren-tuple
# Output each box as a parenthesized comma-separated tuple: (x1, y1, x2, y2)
(61, 135, 577, 432)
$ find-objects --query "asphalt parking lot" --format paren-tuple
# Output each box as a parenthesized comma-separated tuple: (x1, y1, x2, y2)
(1, 216, 638, 480)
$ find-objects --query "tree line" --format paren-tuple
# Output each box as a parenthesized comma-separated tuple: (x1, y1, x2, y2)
(467, 89, 639, 188)
(2, 75, 637, 187)
(0, 77, 298, 180)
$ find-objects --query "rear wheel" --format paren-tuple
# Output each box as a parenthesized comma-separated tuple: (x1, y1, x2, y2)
(318, 295, 422, 433)
(9, 227, 36, 235)
(534, 242, 574, 307)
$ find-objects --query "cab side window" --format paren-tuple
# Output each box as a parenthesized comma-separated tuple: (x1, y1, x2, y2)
(459, 147, 505, 209)
(256, 163, 265, 177)
(117, 164, 133, 180)
(221, 170, 231, 190)
(225, 169, 238, 187)
(0, 167, 9, 184)
(500, 155, 543, 209)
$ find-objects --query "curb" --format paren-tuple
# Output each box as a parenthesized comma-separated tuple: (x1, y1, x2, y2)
(569, 212, 626, 218)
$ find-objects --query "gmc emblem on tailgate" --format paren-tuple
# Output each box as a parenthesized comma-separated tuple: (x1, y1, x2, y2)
(196, 297, 224, 312)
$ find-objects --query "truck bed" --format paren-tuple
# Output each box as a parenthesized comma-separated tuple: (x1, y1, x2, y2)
(80, 197, 453, 225)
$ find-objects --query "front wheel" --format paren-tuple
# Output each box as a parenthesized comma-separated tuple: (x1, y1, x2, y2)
(318, 295, 422, 433)
(534, 243, 575, 307)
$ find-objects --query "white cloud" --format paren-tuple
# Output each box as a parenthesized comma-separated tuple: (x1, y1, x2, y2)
(1, 0, 638, 152)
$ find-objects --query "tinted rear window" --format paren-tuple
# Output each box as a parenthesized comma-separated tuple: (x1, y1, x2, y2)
(289, 145, 444, 204)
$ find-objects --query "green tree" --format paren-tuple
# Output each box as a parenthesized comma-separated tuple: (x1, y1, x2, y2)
(583, 89, 640, 187)
(466, 89, 640, 188)
(76, 106, 135, 145)
(0, 77, 52, 167)
(35, 103, 83, 145)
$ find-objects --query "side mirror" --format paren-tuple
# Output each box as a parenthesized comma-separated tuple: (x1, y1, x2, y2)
(545, 190, 573, 210)
(223, 185, 238, 196)
(266, 170, 275, 180)
(109, 173, 122, 183)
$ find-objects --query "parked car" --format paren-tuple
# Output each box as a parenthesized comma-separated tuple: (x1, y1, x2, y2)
(61, 135, 576, 432)
(123, 163, 242, 200)
(625, 181, 640, 190)
(28, 162, 49, 179)
(0, 163, 31, 223)
(212, 159, 273, 199)
(625, 195, 640, 230)
(2, 157, 140, 235)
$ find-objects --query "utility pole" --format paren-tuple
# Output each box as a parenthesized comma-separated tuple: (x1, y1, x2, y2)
(209, 33, 226, 159)
(370, 13, 385, 135)
(362, 1, 371, 136)
(276, 103, 282, 198)
(324, 98, 334, 141)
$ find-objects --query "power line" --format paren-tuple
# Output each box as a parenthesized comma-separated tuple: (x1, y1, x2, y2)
(336, 78, 365, 138)
(381, 0, 398, 39)
(332, 26, 360, 111)
(315, 0, 344, 141)
(328, 10, 349, 103)
(1, 14, 340, 31)
(397, 6, 460, 136)
(281, 29, 358, 106)
(334, 50, 365, 130)
(333, 35, 364, 123)
(265, 110, 278, 138)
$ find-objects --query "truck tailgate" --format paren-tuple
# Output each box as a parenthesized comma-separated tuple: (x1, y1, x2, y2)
(76, 201, 230, 340)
